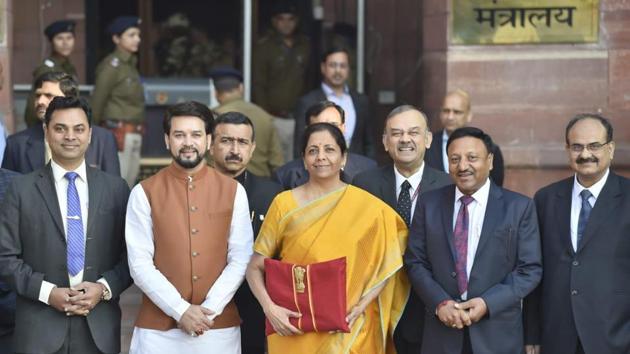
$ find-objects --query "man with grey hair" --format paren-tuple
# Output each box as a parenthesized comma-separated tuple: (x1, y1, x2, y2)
(353, 105, 451, 354)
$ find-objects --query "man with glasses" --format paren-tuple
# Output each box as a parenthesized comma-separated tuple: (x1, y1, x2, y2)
(293, 47, 374, 159)
(524, 114, 630, 354)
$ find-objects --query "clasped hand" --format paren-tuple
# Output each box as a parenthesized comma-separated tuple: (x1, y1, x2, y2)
(436, 298, 487, 329)
(48, 282, 105, 316)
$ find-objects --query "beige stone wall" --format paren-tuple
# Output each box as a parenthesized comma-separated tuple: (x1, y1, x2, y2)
(421, 0, 630, 196)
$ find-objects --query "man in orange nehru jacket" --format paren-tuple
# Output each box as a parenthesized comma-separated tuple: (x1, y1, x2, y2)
(125, 101, 253, 354)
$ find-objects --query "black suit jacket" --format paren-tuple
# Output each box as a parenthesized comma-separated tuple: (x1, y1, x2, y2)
(524, 172, 630, 354)
(352, 164, 452, 344)
(2, 125, 120, 176)
(404, 182, 542, 354)
(292, 87, 375, 158)
(273, 152, 377, 190)
(425, 129, 505, 186)
(0, 164, 132, 353)
(234, 171, 283, 351)
(0, 168, 19, 338)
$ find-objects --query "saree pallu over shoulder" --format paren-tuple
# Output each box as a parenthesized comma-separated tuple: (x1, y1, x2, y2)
(254, 185, 410, 354)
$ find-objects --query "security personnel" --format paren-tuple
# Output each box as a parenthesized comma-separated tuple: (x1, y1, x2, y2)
(211, 67, 284, 177)
(25, 20, 78, 127)
(91, 16, 145, 186)
(252, 1, 310, 162)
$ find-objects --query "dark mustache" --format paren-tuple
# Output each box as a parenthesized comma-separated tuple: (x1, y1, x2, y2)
(577, 157, 598, 164)
(226, 154, 242, 162)
(179, 146, 198, 153)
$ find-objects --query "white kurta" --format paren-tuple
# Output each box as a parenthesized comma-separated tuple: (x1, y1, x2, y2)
(126, 182, 254, 354)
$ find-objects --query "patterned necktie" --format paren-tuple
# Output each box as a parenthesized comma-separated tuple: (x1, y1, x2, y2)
(65, 172, 85, 276)
(577, 189, 593, 249)
(454, 195, 474, 296)
(396, 180, 412, 226)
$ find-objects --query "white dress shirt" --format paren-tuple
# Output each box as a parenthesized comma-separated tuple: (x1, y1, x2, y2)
(126, 182, 253, 354)
(38, 159, 111, 304)
(570, 169, 609, 251)
(441, 130, 450, 173)
(322, 82, 356, 146)
(394, 162, 425, 219)
(453, 178, 491, 300)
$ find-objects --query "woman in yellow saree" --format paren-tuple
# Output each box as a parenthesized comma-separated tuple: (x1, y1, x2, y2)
(246, 118, 410, 354)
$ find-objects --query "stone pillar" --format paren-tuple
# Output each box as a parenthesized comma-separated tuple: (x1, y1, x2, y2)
(1, 0, 14, 133)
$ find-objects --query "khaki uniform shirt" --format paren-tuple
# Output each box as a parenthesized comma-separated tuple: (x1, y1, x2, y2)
(215, 98, 284, 177)
(25, 55, 78, 127)
(252, 31, 310, 117)
(91, 49, 145, 124)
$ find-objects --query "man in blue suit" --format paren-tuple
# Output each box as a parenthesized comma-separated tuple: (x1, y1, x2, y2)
(2, 72, 120, 176)
(405, 127, 542, 354)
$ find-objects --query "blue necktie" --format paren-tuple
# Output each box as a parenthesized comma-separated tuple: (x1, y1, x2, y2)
(65, 172, 85, 276)
(577, 189, 592, 249)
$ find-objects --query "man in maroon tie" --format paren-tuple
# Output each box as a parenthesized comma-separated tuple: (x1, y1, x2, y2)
(404, 127, 542, 354)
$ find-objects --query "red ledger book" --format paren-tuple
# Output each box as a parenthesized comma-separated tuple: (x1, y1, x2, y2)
(264, 257, 350, 335)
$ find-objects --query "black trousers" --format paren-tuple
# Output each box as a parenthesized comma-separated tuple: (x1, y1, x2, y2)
(0, 332, 13, 354)
(393, 328, 422, 354)
(52, 316, 102, 354)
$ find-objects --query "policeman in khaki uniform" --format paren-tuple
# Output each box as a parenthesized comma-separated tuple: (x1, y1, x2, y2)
(91, 16, 145, 186)
(211, 67, 284, 177)
(252, 1, 310, 162)
(25, 20, 78, 127)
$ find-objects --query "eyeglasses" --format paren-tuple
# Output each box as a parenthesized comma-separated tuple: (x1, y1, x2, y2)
(568, 141, 611, 153)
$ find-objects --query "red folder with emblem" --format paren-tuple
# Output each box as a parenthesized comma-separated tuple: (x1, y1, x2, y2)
(264, 257, 350, 335)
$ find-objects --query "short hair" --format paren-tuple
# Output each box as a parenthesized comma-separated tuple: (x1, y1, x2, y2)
(320, 46, 350, 64)
(44, 96, 92, 126)
(305, 101, 345, 126)
(565, 113, 613, 145)
(163, 101, 215, 135)
(444, 89, 471, 112)
(33, 71, 79, 97)
(384, 104, 429, 130)
(446, 127, 494, 155)
(301, 122, 347, 157)
(213, 111, 255, 141)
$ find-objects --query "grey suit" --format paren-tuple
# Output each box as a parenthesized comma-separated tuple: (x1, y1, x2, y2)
(352, 164, 452, 354)
(2, 125, 120, 176)
(405, 183, 542, 354)
(0, 164, 132, 354)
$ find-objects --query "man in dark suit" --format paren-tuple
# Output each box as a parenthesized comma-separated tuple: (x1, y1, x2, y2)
(405, 127, 541, 354)
(0, 168, 18, 354)
(2, 71, 120, 176)
(293, 47, 374, 159)
(0, 96, 132, 354)
(210, 111, 283, 354)
(275, 101, 376, 189)
(353, 105, 451, 354)
(524, 114, 629, 354)
(425, 89, 504, 186)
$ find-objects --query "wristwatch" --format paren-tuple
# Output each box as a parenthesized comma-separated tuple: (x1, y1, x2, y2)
(100, 284, 112, 301)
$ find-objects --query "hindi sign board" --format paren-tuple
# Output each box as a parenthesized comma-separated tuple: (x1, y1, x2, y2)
(451, 0, 599, 44)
